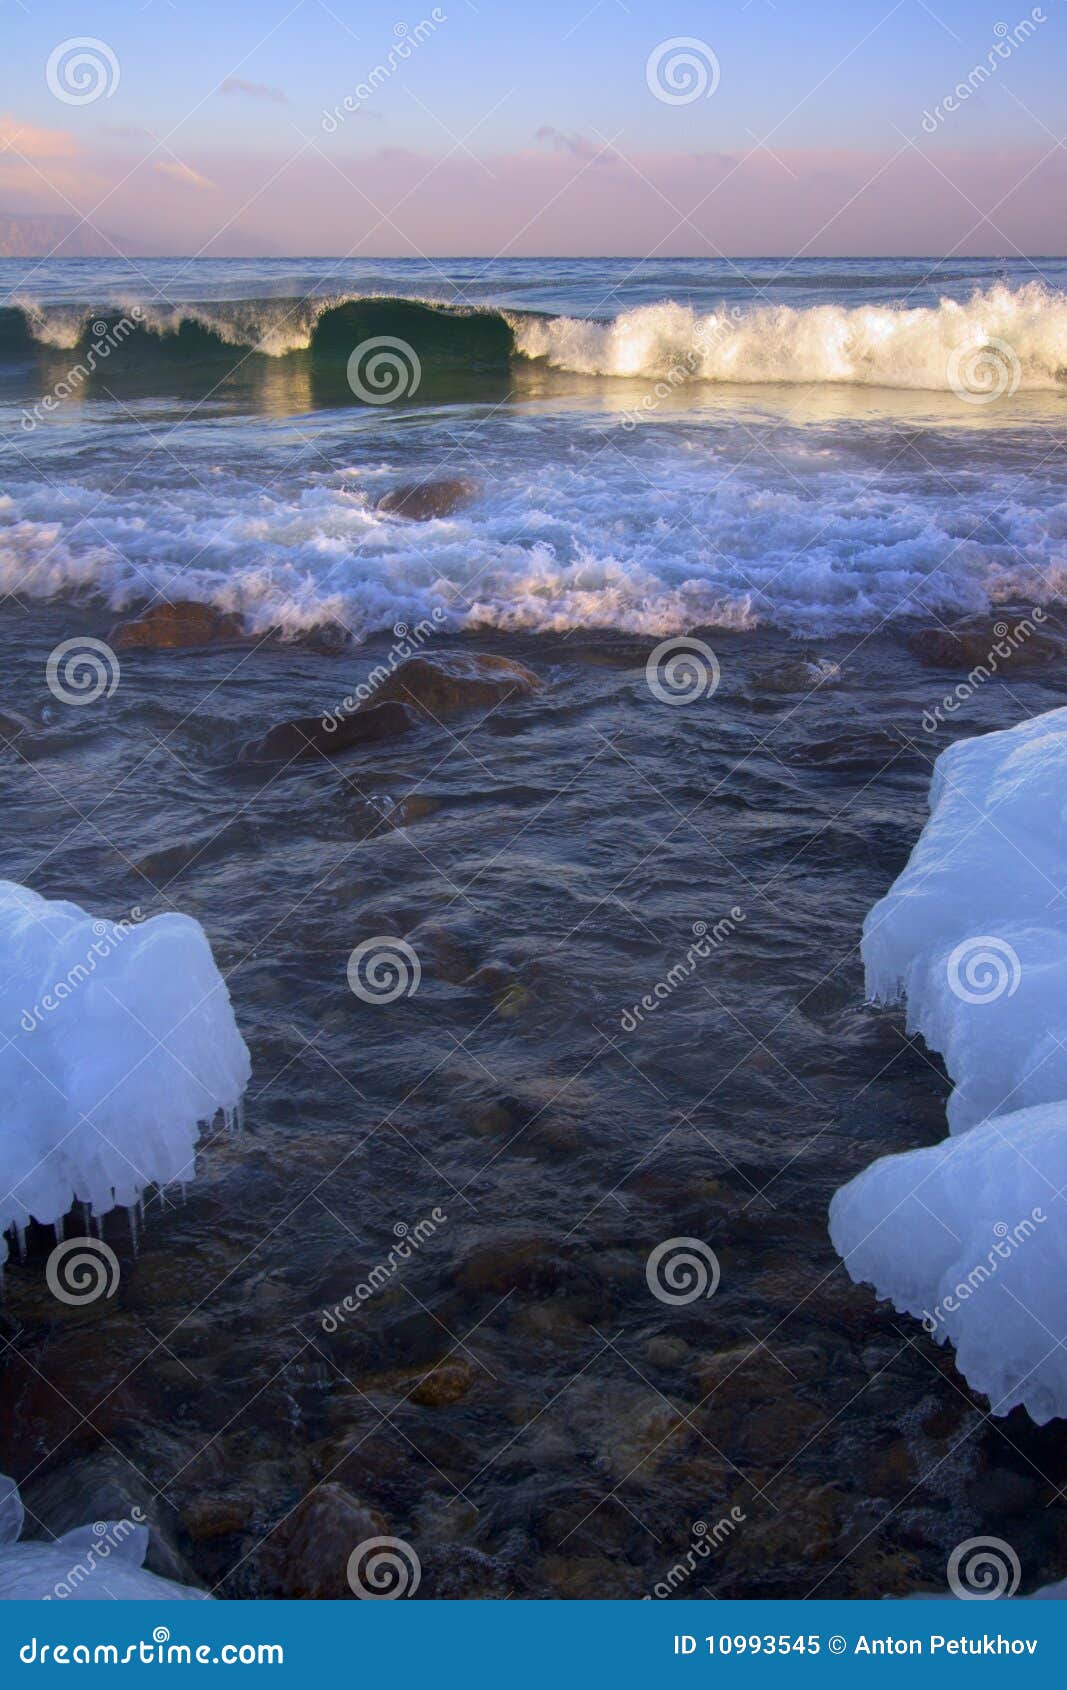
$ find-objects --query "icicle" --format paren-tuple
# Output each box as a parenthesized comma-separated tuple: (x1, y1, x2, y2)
(127, 1203, 139, 1256)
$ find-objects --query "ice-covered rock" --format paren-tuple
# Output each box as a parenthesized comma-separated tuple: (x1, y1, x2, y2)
(829, 1104, 1066, 1424)
(832, 706, 1067, 1422)
(0, 880, 250, 1264)
(862, 705, 1067, 1133)
(0, 1474, 209, 1600)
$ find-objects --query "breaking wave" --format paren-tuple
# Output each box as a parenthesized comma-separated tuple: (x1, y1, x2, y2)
(2, 283, 1066, 391)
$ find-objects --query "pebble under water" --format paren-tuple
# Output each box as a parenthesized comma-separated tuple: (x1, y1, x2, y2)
(4, 603, 1067, 1598)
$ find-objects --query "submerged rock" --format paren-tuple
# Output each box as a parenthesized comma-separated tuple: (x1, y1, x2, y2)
(18, 1453, 196, 1586)
(259, 1485, 388, 1598)
(909, 618, 1061, 670)
(410, 1359, 476, 1407)
(754, 656, 842, 693)
(373, 650, 542, 717)
(238, 699, 417, 764)
(0, 1471, 210, 1600)
(0, 711, 32, 742)
(377, 478, 478, 521)
(110, 600, 247, 650)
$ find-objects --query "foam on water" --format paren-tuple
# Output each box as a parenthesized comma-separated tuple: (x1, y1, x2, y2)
(511, 284, 1067, 389)
(0, 881, 250, 1263)
(2, 419, 1066, 638)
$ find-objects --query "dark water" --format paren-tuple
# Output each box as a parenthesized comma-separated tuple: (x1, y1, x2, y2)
(4, 599, 1067, 1597)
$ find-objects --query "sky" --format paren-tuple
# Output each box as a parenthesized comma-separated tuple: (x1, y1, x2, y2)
(1, 0, 1064, 256)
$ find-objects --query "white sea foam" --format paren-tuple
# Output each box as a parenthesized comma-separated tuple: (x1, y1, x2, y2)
(510, 284, 1067, 390)
(0, 880, 250, 1264)
(2, 420, 1065, 638)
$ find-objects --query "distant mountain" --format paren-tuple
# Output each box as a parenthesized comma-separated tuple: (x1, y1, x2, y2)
(0, 214, 127, 258)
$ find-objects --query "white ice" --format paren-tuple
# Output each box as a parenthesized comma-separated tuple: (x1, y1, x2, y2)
(862, 705, 1067, 1132)
(831, 707, 1067, 1423)
(830, 1103, 1067, 1424)
(0, 1473, 209, 1599)
(0, 880, 250, 1264)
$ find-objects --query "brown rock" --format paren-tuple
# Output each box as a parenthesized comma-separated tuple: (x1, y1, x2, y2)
(454, 1234, 566, 1297)
(0, 711, 32, 742)
(238, 699, 417, 763)
(110, 600, 247, 650)
(182, 1496, 252, 1542)
(409, 921, 480, 982)
(754, 656, 841, 693)
(377, 478, 478, 521)
(910, 618, 1062, 670)
(410, 1358, 476, 1407)
(373, 650, 542, 718)
(260, 1485, 388, 1599)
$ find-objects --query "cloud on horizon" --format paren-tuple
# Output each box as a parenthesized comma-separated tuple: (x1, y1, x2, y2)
(155, 159, 217, 192)
(219, 77, 289, 105)
(0, 114, 79, 159)
(2, 121, 1065, 257)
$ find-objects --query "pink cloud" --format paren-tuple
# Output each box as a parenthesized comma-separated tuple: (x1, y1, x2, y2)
(4, 126, 1065, 256)
(155, 159, 217, 192)
(0, 113, 79, 160)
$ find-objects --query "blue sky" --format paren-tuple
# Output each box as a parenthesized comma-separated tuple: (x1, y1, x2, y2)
(3, 0, 1064, 253)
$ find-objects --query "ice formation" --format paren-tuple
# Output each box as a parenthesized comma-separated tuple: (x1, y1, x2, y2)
(0, 1474, 210, 1599)
(830, 707, 1067, 1424)
(0, 880, 250, 1265)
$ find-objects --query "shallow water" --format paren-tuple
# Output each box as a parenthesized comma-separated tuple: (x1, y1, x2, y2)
(4, 605, 1067, 1597)
(2, 257, 1067, 1598)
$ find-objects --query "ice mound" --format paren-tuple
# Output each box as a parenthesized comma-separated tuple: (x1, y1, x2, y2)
(862, 705, 1067, 1132)
(831, 706, 1067, 1422)
(0, 881, 250, 1264)
(0, 1474, 209, 1599)
(829, 1105, 1065, 1423)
